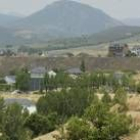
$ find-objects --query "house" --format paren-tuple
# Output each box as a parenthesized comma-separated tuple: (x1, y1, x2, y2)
(4, 75, 16, 85)
(108, 43, 129, 57)
(29, 67, 47, 91)
(4, 98, 36, 114)
(130, 46, 140, 56)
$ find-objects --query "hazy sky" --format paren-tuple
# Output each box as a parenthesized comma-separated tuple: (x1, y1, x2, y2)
(0, 0, 138, 19)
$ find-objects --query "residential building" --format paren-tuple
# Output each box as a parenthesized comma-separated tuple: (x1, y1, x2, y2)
(29, 67, 47, 91)
(130, 46, 140, 56)
(108, 43, 129, 57)
(4, 75, 16, 85)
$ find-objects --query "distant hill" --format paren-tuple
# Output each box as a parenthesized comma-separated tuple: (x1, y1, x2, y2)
(12, 0, 121, 38)
(46, 26, 140, 50)
(0, 13, 21, 27)
(0, 0, 140, 47)
(122, 18, 140, 27)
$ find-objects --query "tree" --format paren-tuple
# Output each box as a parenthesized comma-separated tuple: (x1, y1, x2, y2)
(25, 113, 57, 137)
(37, 88, 94, 121)
(102, 92, 112, 104)
(66, 101, 133, 140)
(16, 68, 30, 91)
(80, 59, 86, 72)
(114, 88, 127, 106)
(66, 117, 91, 140)
(2, 103, 31, 140)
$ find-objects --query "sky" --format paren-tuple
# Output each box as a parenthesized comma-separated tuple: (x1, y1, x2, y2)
(0, 0, 138, 20)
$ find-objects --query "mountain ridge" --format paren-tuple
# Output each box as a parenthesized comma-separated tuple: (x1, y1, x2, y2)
(11, 0, 122, 38)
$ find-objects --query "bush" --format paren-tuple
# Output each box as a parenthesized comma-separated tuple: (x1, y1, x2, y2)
(37, 88, 95, 121)
(25, 113, 58, 137)
(66, 101, 134, 140)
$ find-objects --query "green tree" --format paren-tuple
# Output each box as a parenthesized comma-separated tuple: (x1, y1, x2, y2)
(102, 92, 112, 104)
(67, 101, 133, 140)
(67, 117, 91, 140)
(16, 68, 30, 91)
(80, 59, 86, 72)
(114, 88, 127, 106)
(37, 88, 94, 121)
(2, 103, 31, 140)
(25, 113, 57, 137)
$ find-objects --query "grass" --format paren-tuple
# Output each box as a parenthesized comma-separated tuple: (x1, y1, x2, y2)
(0, 92, 41, 103)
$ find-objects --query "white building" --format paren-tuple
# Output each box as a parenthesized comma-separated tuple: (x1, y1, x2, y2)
(130, 46, 140, 56)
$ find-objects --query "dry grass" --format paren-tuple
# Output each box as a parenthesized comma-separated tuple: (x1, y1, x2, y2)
(33, 131, 60, 140)
(0, 93, 42, 102)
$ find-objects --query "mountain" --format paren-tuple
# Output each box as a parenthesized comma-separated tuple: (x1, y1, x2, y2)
(0, 13, 21, 27)
(12, 0, 122, 38)
(122, 18, 140, 27)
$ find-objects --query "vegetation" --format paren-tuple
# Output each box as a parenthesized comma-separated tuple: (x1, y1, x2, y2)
(0, 70, 140, 139)
(80, 59, 86, 72)
(67, 105, 133, 140)
(16, 68, 30, 91)
(0, 98, 31, 140)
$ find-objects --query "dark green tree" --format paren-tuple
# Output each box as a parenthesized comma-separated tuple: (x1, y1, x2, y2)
(25, 113, 57, 137)
(2, 103, 31, 140)
(80, 59, 86, 72)
(16, 68, 30, 91)
(67, 101, 133, 140)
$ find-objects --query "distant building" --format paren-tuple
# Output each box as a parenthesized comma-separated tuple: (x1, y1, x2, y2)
(29, 67, 47, 91)
(0, 49, 16, 56)
(130, 46, 140, 56)
(4, 75, 16, 85)
(4, 98, 36, 114)
(108, 43, 129, 57)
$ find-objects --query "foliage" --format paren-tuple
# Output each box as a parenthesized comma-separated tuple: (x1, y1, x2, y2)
(25, 113, 57, 137)
(0, 100, 31, 140)
(37, 88, 95, 121)
(114, 88, 127, 106)
(16, 68, 30, 91)
(66, 117, 91, 140)
(44, 71, 73, 92)
(101, 92, 112, 104)
(80, 59, 86, 72)
(67, 101, 133, 140)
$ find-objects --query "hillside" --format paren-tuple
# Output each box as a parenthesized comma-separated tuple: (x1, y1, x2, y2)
(11, 0, 121, 38)
(45, 26, 140, 50)
(122, 18, 140, 27)
(0, 1, 140, 47)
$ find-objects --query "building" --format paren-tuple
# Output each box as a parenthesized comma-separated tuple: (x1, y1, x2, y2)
(29, 67, 47, 91)
(130, 46, 140, 56)
(108, 43, 129, 57)
(4, 98, 36, 114)
(4, 76, 16, 85)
